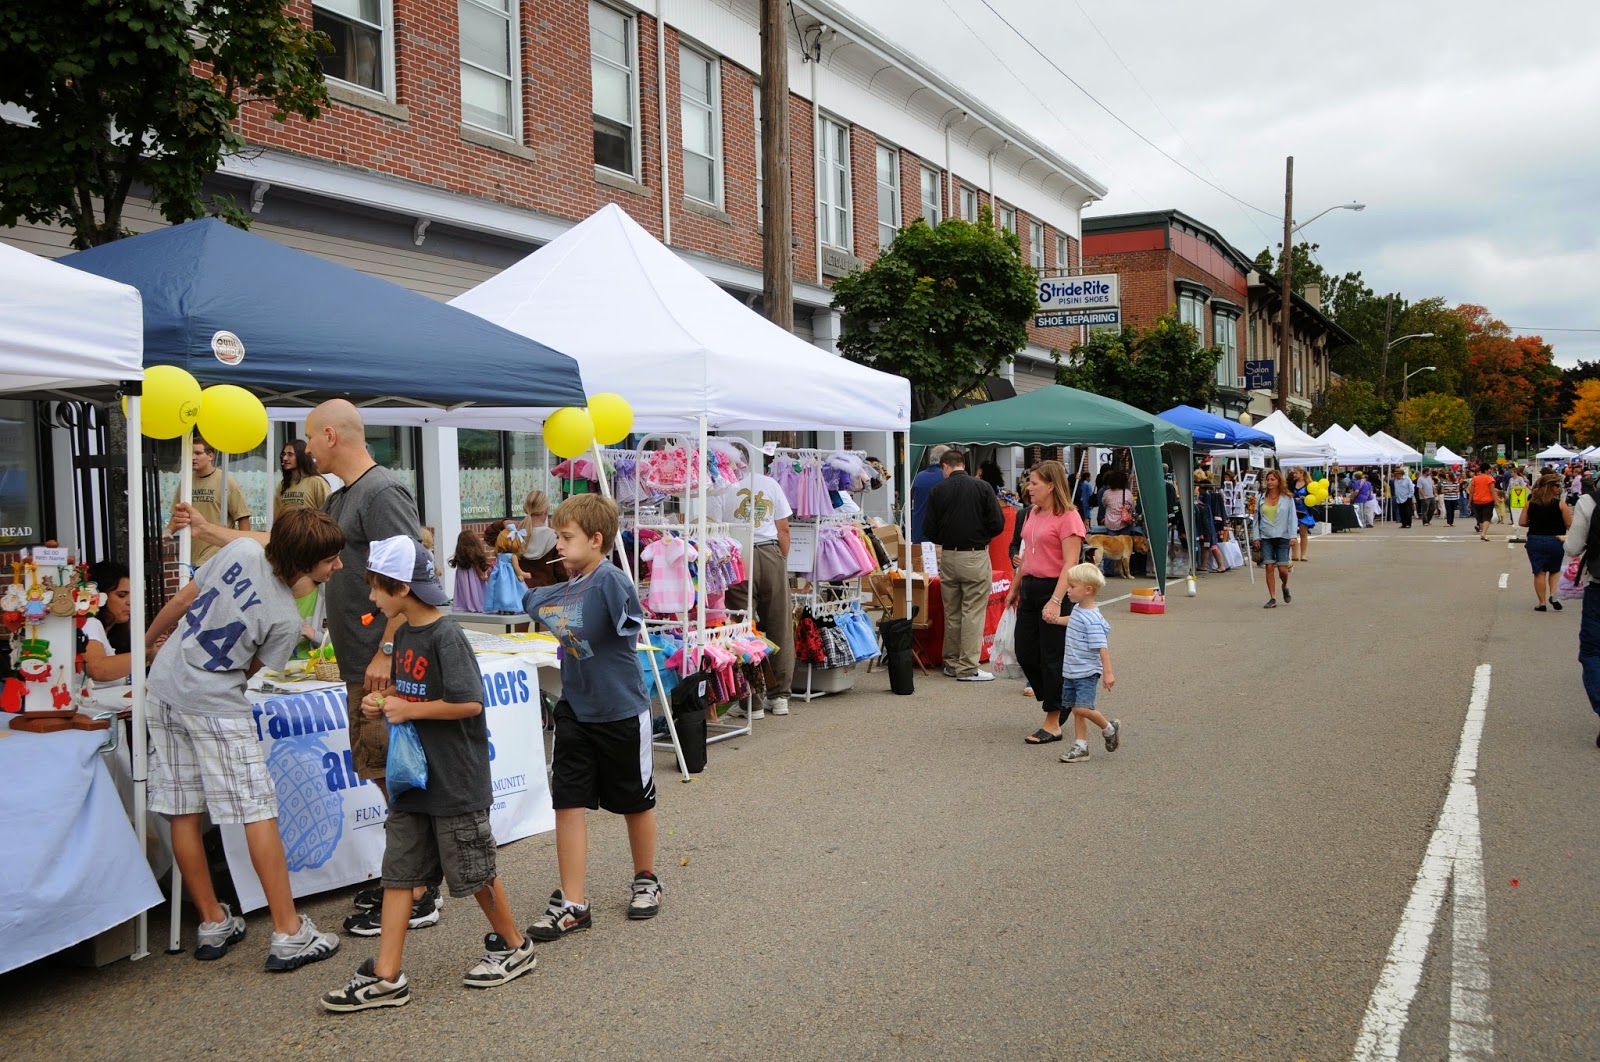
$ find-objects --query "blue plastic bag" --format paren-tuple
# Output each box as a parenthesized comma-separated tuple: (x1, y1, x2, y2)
(386, 721, 429, 798)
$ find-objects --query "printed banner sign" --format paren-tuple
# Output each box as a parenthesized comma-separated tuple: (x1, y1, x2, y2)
(1036, 273, 1120, 312)
(222, 654, 553, 911)
(1035, 309, 1122, 329)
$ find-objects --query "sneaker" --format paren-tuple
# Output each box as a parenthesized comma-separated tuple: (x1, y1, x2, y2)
(958, 669, 995, 682)
(342, 886, 441, 937)
(1059, 744, 1090, 763)
(628, 871, 663, 920)
(527, 890, 592, 942)
(320, 958, 410, 1012)
(726, 702, 764, 721)
(463, 932, 537, 988)
(194, 903, 246, 961)
(765, 697, 790, 716)
(1551, 598, 1564, 612)
(352, 885, 383, 912)
(942, 666, 959, 677)
(1103, 720, 1121, 753)
(265, 915, 340, 972)
(1282, 585, 1291, 604)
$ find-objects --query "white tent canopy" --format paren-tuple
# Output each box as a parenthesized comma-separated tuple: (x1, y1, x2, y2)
(449, 203, 910, 434)
(1214, 410, 1333, 465)
(1432, 445, 1467, 466)
(1317, 425, 1392, 465)
(1537, 443, 1578, 460)
(0, 241, 142, 395)
(1346, 425, 1410, 463)
(1370, 430, 1424, 463)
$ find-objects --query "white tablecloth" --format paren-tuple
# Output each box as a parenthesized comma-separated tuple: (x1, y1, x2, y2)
(0, 727, 163, 974)
(220, 652, 555, 911)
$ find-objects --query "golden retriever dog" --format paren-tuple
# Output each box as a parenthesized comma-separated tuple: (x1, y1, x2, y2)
(1086, 534, 1151, 578)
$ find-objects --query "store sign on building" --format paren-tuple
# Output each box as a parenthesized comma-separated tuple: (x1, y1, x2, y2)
(1035, 308, 1122, 329)
(1244, 360, 1275, 390)
(820, 246, 863, 278)
(1035, 273, 1119, 329)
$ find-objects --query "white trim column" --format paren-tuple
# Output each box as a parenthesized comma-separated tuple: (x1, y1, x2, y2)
(421, 426, 461, 595)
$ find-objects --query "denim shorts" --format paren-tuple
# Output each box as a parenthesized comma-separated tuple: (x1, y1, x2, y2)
(1060, 674, 1100, 709)
(1260, 537, 1293, 566)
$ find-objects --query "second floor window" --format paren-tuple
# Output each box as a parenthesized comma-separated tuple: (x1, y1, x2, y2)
(818, 116, 851, 250)
(1178, 290, 1206, 333)
(591, 2, 636, 176)
(680, 47, 721, 205)
(1214, 313, 1239, 385)
(920, 167, 941, 225)
(998, 204, 1017, 234)
(1055, 233, 1068, 271)
(959, 185, 977, 223)
(1029, 220, 1044, 271)
(876, 144, 900, 249)
(313, 0, 386, 94)
(460, 0, 515, 136)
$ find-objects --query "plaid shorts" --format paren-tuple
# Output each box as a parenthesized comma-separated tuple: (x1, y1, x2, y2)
(147, 697, 278, 825)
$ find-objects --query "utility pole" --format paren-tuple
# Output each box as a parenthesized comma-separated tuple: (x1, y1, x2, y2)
(1379, 295, 1394, 405)
(1276, 156, 1293, 413)
(759, 0, 794, 331)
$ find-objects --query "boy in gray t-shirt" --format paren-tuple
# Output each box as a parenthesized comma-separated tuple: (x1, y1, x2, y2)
(522, 494, 661, 943)
(144, 509, 346, 973)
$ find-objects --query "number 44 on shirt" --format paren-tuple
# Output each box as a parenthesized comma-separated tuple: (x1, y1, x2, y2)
(182, 560, 265, 672)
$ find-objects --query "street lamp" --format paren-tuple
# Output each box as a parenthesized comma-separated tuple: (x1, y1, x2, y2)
(1291, 201, 1366, 236)
(1400, 357, 1438, 446)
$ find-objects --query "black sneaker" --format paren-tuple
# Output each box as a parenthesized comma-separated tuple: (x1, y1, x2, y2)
(352, 885, 383, 912)
(320, 958, 410, 1012)
(342, 887, 441, 936)
(463, 932, 538, 988)
(627, 872, 663, 920)
(526, 889, 592, 941)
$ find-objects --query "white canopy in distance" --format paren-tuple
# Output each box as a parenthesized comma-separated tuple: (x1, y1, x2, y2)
(1537, 443, 1579, 460)
(1212, 410, 1334, 465)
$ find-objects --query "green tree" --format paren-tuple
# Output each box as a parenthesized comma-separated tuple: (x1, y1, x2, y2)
(1393, 394, 1472, 452)
(1053, 311, 1218, 413)
(1306, 378, 1387, 435)
(0, 0, 330, 247)
(832, 213, 1038, 419)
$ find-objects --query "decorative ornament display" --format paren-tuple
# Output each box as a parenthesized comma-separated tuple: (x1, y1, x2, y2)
(543, 406, 596, 459)
(22, 584, 51, 626)
(197, 384, 269, 453)
(586, 393, 635, 446)
(123, 365, 203, 440)
(19, 639, 52, 683)
(2, 583, 27, 633)
(73, 581, 105, 628)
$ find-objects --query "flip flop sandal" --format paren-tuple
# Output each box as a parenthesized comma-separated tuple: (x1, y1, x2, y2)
(1025, 728, 1063, 745)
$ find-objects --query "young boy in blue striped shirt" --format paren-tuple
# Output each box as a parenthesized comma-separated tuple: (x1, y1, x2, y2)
(1058, 562, 1122, 764)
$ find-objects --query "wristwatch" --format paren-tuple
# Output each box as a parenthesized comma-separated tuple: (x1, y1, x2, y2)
(381, 641, 394, 656)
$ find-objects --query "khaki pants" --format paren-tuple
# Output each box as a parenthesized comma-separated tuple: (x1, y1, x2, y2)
(939, 549, 992, 677)
(726, 542, 794, 694)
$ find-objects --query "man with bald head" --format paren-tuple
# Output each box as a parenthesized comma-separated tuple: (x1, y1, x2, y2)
(174, 399, 437, 929)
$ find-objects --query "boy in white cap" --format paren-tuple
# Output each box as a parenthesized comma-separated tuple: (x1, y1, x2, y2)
(320, 536, 535, 1012)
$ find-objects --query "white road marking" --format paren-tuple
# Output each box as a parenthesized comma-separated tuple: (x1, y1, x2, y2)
(1497, 573, 1508, 589)
(1351, 663, 1494, 1061)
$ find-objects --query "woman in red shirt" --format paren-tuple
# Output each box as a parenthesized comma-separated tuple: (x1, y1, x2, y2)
(1004, 460, 1087, 744)
(1469, 470, 1498, 540)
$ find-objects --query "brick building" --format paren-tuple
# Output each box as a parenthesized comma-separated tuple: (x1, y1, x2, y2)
(1081, 209, 1353, 422)
(1, 0, 1104, 581)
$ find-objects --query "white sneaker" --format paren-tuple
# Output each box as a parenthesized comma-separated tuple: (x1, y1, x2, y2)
(958, 670, 995, 682)
(727, 702, 764, 720)
(765, 697, 789, 716)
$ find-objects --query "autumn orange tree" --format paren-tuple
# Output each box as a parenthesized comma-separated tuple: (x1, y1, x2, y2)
(1456, 304, 1556, 452)
(1565, 380, 1600, 446)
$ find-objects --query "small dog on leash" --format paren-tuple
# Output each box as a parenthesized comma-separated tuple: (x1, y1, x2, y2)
(1087, 534, 1149, 578)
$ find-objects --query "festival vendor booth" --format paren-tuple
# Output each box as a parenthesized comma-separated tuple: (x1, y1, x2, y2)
(1222, 410, 1334, 467)
(1432, 445, 1467, 468)
(1537, 443, 1579, 462)
(447, 204, 912, 767)
(911, 385, 1194, 646)
(0, 243, 164, 973)
(1156, 406, 1277, 577)
(1371, 430, 1424, 464)
(63, 219, 586, 944)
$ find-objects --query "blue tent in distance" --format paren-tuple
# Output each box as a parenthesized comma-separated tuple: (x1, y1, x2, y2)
(63, 219, 586, 411)
(1157, 405, 1275, 451)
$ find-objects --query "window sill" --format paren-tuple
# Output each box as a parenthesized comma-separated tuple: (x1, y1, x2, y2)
(682, 198, 730, 224)
(460, 125, 536, 161)
(326, 81, 410, 122)
(595, 167, 649, 197)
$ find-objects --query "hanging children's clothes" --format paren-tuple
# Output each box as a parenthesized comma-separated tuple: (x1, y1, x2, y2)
(641, 537, 698, 615)
(453, 566, 489, 613)
(483, 553, 525, 613)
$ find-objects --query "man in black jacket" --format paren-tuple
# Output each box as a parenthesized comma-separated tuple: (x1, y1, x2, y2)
(922, 448, 1005, 681)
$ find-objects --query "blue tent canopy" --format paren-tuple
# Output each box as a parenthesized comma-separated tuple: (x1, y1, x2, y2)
(62, 219, 586, 411)
(1156, 405, 1275, 451)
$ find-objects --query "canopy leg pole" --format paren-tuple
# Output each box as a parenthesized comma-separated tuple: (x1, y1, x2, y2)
(125, 388, 151, 961)
(164, 427, 196, 955)
(901, 432, 912, 621)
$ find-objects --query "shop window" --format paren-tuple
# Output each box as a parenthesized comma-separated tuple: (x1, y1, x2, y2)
(366, 426, 419, 504)
(460, 0, 517, 136)
(764, 430, 818, 451)
(0, 400, 44, 549)
(1029, 220, 1044, 272)
(998, 203, 1016, 234)
(959, 185, 977, 224)
(590, 1, 637, 177)
(459, 429, 508, 520)
(313, 0, 389, 95)
(876, 143, 901, 249)
(817, 115, 852, 250)
(1054, 233, 1068, 271)
(920, 166, 941, 225)
(1213, 312, 1239, 386)
(157, 432, 270, 532)
(680, 45, 721, 206)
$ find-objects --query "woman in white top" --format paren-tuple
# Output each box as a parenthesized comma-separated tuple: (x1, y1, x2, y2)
(81, 561, 165, 682)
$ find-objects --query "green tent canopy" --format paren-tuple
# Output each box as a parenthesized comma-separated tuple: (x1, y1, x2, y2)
(912, 385, 1195, 587)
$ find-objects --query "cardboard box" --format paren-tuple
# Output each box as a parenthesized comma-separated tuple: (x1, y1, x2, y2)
(865, 570, 928, 625)
(870, 524, 935, 574)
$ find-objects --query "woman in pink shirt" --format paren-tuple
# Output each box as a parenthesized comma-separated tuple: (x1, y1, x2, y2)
(1004, 460, 1087, 744)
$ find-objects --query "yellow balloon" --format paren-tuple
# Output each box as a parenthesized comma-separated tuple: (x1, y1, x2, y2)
(544, 406, 596, 459)
(587, 392, 635, 446)
(196, 384, 268, 453)
(122, 364, 202, 440)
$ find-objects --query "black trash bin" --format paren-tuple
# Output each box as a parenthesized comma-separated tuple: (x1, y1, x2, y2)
(877, 616, 915, 696)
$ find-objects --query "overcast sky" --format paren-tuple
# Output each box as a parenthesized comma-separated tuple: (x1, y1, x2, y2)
(843, 0, 1600, 367)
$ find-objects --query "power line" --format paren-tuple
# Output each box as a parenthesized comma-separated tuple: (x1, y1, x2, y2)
(967, 0, 1282, 220)
(1503, 326, 1600, 333)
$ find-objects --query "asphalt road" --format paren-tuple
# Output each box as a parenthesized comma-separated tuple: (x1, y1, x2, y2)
(7, 517, 1598, 1060)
